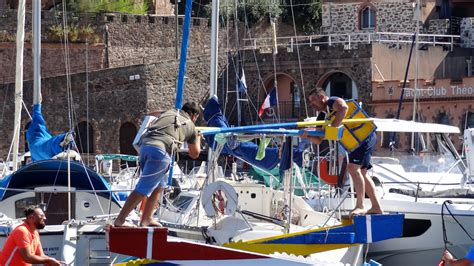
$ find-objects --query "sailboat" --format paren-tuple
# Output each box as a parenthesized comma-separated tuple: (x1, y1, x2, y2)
(105, 1, 404, 265)
(0, 1, 131, 265)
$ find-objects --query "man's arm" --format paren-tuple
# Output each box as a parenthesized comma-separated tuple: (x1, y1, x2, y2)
(301, 129, 323, 145)
(443, 249, 473, 266)
(331, 98, 348, 127)
(187, 133, 201, 159)
(18, 248, 61, 265)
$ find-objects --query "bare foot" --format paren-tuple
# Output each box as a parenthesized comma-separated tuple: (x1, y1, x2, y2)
(140, 220, 163, 227)
(366, 208, 384, 215)
(114, 220, 137, 227)
(349, 207, 366, 218)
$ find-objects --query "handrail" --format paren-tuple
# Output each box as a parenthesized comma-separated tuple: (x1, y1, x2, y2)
(242, 32, 461, 50)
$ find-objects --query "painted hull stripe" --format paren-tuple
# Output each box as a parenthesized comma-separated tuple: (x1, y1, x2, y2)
(366, 215, 372, 243)
(147, 228, 153, 259)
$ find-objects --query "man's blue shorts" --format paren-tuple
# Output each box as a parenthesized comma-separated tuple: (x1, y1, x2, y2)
(134, 145, 171, 197)
(348, 132, 377, 170)
(466, 245, 474, 262)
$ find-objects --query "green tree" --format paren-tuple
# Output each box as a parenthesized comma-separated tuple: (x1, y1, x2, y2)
(68, 0, 148, 14)
(281, 0, 322, 34)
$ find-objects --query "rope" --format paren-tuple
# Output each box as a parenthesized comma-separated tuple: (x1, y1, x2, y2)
(288, 0, 309, 118)
(441, 200, 474, 253)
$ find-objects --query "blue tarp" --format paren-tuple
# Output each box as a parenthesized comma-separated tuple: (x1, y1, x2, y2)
(26, 104, 67, 161)
(0, 159, 120, 204)
(203, 96, 304, 171)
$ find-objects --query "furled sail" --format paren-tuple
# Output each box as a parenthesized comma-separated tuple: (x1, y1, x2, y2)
(203, 96, 304, 171)
(26, 104, 72, 161)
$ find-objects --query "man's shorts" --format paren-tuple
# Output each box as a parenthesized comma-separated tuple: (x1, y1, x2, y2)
(348, 132, 377, 170)
(134, 145, 171, 197)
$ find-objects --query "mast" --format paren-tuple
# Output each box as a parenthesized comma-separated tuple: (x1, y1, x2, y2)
(208, 0, 220, 182)
(12, 0, 26, 171)
(33, 0, 41, 105)
(411, 0, 420, 151)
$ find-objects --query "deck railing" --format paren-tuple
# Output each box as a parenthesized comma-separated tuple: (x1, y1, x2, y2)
(243, 32, 461, 52)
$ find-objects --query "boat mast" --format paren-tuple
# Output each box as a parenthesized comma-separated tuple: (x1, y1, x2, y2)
(33, 0, 41, 105)
(208, 0, 220, 182)
(411, 0, 420, 151)
(12, 0, 26, 171)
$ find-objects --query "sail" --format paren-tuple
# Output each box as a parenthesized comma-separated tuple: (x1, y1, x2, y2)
(203, 96, 304, 170)
(26, 104, 69, 161)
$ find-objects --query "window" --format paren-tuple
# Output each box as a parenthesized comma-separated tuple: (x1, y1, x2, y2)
(463, 112, 474, 131)
(361, 6, 376, 30)
(436, 112, 450, 125)
(291, 82, 301, 117)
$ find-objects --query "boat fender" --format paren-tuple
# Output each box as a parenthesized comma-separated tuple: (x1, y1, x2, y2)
(201, 181, 238, 217)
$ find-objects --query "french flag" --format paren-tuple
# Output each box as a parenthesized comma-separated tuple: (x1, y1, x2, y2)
(258, 88, 278, 117)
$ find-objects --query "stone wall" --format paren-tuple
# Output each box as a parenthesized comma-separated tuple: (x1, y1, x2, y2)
(322, 0, 417, 35)
(460, 17, 474, 48)
(0, 9, 236, 82)
(0, 43, 105, 84)
(0, 54, 228, 157)
(238, 44, 373, 122)
(426, 19, 449, 34)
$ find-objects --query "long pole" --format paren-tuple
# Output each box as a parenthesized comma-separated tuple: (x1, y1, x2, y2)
(175, 0, 179, 59)
(209, 0, 219, 98)
(208, 0, 220, 182)
(169, 0, 193, 187)
(389, 34, 416, 149)
(411, 0, 420, 151)
(33, 0, 41, 105)
(12, 0, 26, 171)
(175, 0, 193, 109)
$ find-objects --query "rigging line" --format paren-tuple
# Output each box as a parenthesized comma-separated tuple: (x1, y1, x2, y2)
(219, 14, 261, 122)
(272, 46, 280, 123)
(240, 0, 269, 123)
(21, 99, 32, 120)
(270, 0, 281, 123)
(86, 17, 90, 162)
(224, 8, 231, 114)
(289, 0, 308, 118)
(61, 0, 74, 132)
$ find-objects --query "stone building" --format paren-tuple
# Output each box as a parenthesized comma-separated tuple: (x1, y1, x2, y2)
(0, 10, 231, 162)
(236, 0, 473, 150)
(1, 0, 473, 162)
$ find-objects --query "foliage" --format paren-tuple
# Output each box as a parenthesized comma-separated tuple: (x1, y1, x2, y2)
(201, 0, 281, 26)
(48, 24, 100, 43)
(67, 0, 148, 14)
(0, 31, 16, 42)
(281, 0, 322, 35)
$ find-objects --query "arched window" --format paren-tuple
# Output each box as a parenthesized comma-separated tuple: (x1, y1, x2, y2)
(120, 122, 138, 156)
(120, 122, 138, 167)
(290, 82, 301, 117)
(74, 121, 94, 154)
(360, 6, 376, 30)
(436, 112, 450, 125)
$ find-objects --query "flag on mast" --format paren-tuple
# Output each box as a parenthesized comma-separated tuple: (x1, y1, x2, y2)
(238, 68, 247, 92)
(258, 88, 278, 117)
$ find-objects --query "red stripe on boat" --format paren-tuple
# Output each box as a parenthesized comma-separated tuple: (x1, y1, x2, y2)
(107, 226, 267, 261)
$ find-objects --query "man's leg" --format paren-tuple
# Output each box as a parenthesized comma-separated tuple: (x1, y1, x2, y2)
(361, 168, 383, 214)
(114, 191, 145, 227)
(347, 163, 366, 216)
(140, 187, 164, 227)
